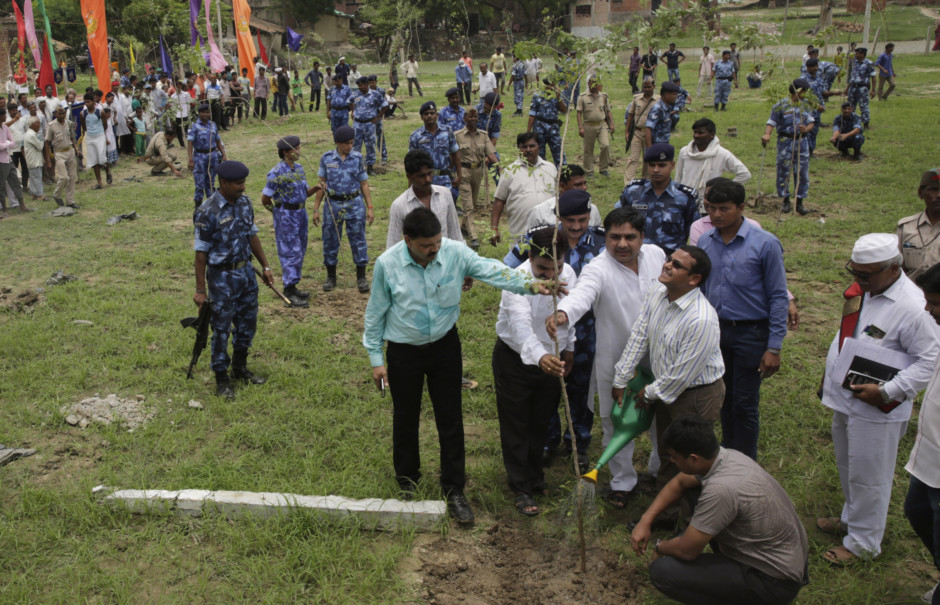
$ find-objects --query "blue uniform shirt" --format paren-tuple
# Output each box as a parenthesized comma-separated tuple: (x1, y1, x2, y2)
(617, 179, 699, 253)
(766, 99, 814, 136)
(529, 92, 561, 121)
(698, 220, 789, 350)
(188, 118, 221, 150)
(805, 73, 828, 110)
(351, 88, 387, 120)
(329, 85, 352, 112)
(477, 103, 502, 139)
(674, 87, 690, 111)
(644, 99, 676, 144)
(408, 126, 459, 171)
(511, 61, 526, 82)
(262, 161, 309, 206)
(318, 149, 367, 195)
(438, 104, 466, 132)
(714, 60, 735, 79)
(505, 225, 605, 274)
(848, 58, 876, 86)
(832, 112, 864, 135)
(193, 191, 259, 265)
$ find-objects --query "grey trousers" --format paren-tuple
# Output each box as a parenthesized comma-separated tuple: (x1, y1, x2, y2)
(0, 160, 23, 209)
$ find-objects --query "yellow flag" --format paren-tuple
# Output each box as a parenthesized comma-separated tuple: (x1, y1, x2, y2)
(129, 42, 135, 71)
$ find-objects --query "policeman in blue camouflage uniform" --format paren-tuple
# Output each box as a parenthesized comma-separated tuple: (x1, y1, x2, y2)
(368, 75, 389, 166)
(801, 48, 841, 92)
(478, 92, 503, 183)
(187, 103, 227, 210)
(437, 88, 466, 132)
(409, 101, 462, 202)
(830, 101, 865, 160)
(671, 78, 689, 131)
(803, 58, 839, 156)
(350, 75, 387, 175)
(616, 142, 699, 256)
(527, 77, 568, 167)
(504, 188, 604, 471)
(261, 135, 322, 308)
(844, 47, 875, 127)
(712, 50, 736, 111)
(193, 161, 273, 399)
(644, 82, 679, 147)
(762, 78, 815, 215)
(326, 74, 352, 133)
(509, 55, 527, 116)
(313, 126, 375, 293)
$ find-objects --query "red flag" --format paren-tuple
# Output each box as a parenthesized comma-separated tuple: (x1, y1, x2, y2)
(256, 29, 268, 65)
(11, 1, 28, 83)
(37, 35, 56, 96)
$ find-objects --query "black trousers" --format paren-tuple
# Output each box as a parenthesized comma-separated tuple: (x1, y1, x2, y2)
(629, 70, 640, 93)
(253, 97, 267, 119)
(457, 82, 471, 105)
(11, 151, 27, 188)
(492, 338, 560, 494)
(387, 325, 464, 494)
(309, 88, 321, 111)
(174, 117, 185, 147)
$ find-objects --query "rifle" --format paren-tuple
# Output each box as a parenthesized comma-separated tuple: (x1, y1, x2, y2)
(181, 301, 213, 379)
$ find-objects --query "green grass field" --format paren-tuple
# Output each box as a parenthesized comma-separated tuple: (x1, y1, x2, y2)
(1, 51, 939, 603)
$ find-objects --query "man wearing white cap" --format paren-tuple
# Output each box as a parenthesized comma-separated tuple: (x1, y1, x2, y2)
(817, 233, 940, 565)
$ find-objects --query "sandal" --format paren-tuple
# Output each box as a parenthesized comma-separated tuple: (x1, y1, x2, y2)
(513, 492, 539, 517)
(823, 545, 857, 566)
(605, 490, 629, 510)
(816, 516, 846, 536)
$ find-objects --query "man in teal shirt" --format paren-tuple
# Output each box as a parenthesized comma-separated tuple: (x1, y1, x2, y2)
(363, 207, 557, 525)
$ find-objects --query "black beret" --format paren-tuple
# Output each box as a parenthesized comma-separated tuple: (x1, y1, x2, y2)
(367, 74, 377, 81)
(446, 87, 460, 97)
(644, 142, 675, 162)
(792, 78, 811, 90)
(198, 103, 210, 111)
(558, 189, 592, 217)
(332, 74, 342, 80)
(805, 58, 819, 67)
(856, 47, 868, 54)
(808, 48, 819, 54)
(841, 101, 853, 108)
(277, 135, 301, 151)
(420, 101, 437, 114)
(333, 125, 354, 143)
(660, 82, 680, 93)
(356, 76, 368, 84)
(483, 92, 497, 106)
(217, 161, 249, 181)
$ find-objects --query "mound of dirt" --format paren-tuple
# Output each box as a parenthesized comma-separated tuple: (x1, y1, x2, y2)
(404, 520, 643, 605)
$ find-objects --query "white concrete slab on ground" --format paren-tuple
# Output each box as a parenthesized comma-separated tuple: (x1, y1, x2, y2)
(97, 487, 446, 531)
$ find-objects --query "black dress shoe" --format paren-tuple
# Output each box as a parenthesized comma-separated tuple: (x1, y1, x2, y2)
(447, 491, 475, 525)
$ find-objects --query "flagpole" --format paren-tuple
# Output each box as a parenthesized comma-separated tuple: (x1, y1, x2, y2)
(215, 0, 223, 49)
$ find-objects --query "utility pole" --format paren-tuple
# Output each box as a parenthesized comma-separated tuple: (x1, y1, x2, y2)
(862, 0, 873, 46)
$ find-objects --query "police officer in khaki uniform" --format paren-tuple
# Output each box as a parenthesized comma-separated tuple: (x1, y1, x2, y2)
(898, 169, 940, 280)
(455, 106, 498, 250)
(623, 77, 659, 183)
(576, 76, 614, 177)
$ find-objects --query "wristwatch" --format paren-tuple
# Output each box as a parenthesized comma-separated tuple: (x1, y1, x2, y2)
(654, 539, 664, 555)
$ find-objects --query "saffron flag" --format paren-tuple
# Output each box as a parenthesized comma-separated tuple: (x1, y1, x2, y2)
(286, 27, 303, 52)
(190, 0, 200, 46)
(38, 35, 56, 96)
(80, 0, 109, 87)
(159, 34, 173, 75)
(24, 0, 41, 67)
(256, 29, 268, 65)
(203, 0, 226, 72)
(232, 0, 257, 80)
(34, 0, 55, 66)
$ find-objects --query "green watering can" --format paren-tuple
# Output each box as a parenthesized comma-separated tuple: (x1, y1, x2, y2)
(581, 366, 655, 483)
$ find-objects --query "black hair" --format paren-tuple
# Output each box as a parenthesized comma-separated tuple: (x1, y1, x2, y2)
(691, 118, 716, 134)
(559, 164, 585, 184)
(517, 131, 538, 147)
(402, 207, 442, 239)
(528, 225, 569, 260)
(83, 92, 95, 101)
(705, 177, 746, 206)
(916, 263, 940, 294)
(165, 123, 177, 136)
(404, 149, 434, 175)
(603, 207, 645, 234)
(678, 245, 711, 282)
(661, 415, 719, 459)
(806, 58, 819, 68)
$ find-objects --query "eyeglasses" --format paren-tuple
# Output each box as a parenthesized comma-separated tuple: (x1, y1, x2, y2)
(667, 257, 690, 272)
(845, 260, 891, 280)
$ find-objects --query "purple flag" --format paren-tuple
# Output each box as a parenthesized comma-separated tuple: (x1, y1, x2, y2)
(189, 0, 200, 46)
(159, 34, 173, 75)
(286, 27, 303, 52)
(203, 0, 226, 72)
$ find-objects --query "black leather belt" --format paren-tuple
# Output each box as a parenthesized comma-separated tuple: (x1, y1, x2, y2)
(278, 202, 304, 210)
(194, 148, 212, 153)
(461, 161, 482, 169)
(354, 118, 373, 123)
(209, 260, 247, 271)
(719, 318, 768, 327)
(432, 169, 452, 178)
(777, 134, 795, 139)
(329, 192, 359, 201)
(717, 77, 733, 81)
(685, 379, 722, 392)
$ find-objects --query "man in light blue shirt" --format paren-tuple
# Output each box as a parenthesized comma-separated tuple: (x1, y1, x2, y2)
(697, 178, 789, 461)
(363, 207, 556, 525)
(875, 42, 895, 101)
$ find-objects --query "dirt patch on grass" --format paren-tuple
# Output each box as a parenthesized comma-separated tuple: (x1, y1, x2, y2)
(402, 519, 643, 605)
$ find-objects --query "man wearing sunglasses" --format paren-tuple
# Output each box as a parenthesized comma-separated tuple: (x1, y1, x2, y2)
(816, 233, 940, 565)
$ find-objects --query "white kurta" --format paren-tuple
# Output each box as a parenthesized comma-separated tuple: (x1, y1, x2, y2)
(113, 93, 131, 137)
(556, 244, 665, 491)
(674, 136, 751, 206)
(821, 273, 940, 557)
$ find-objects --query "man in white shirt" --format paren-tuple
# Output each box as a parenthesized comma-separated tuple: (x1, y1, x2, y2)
(475, 63, 498, 102)
(399, 55, 423, 97)
(525, 56, 540, 91)
(675, 117, 750, 209)
(612, 244, 725, 523)
(171, 84, 193, 147)
(817, 233, 940, 565)
(39, 85, 58, 123)
(490, 132, 557, 244)
(696, 46, 716, 100)
(493, 225, 576, 516)
(546, 207, 667, 509)
(386, 149, 463, 249)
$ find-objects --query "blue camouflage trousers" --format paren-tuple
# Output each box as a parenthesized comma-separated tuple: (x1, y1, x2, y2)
(713, 79, 732, 104)
(847, 85, 870, 123)
(835, 133, 865, 154)
(432, 174, 459, 204)
(330, 110, 349, 133)
(273, 206, 308, 287)
(376, 121, 388, 162)
(776, 137, 810, 199)
(808, 111, 821, 154)
(207, 264, 259, 372)
(322, 197, 368, 267)
(192, 151, 220, 205)
(534, 121, 564, 167)
(546, 314, 596, 454)
(354, 121, 377, 167)
(513, 81, 525, 111)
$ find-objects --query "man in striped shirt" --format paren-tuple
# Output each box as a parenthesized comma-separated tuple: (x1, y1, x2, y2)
(612, 245, 725, 525)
